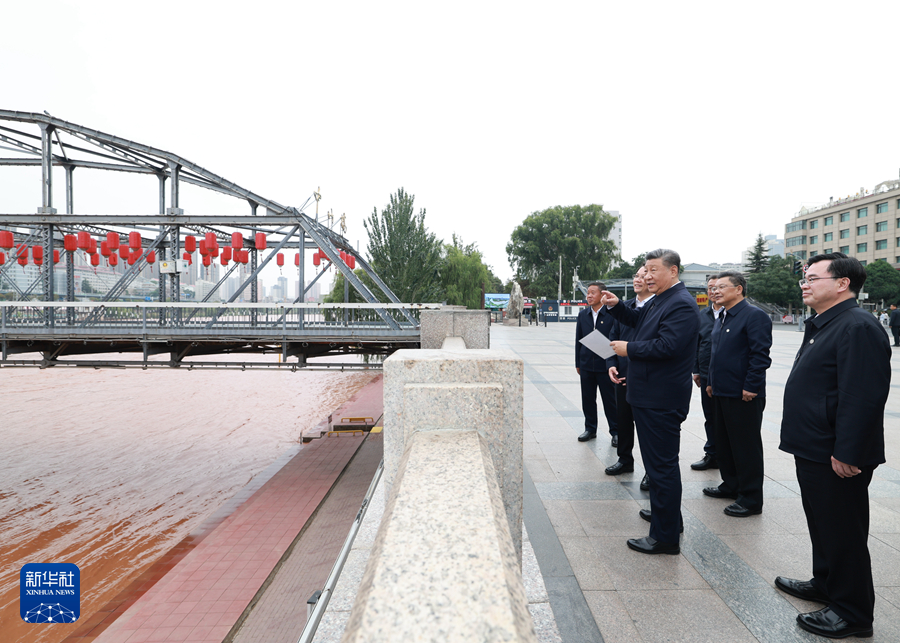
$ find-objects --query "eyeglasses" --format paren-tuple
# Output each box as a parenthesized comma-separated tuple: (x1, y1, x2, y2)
(710, 284, 735, 291)
(798, 276, 842, 287)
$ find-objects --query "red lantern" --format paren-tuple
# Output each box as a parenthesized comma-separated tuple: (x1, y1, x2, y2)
(32, 246, 44, 265)
(53, 249, 60, 264)
(109, 254, 118, 266)
(183, 251, 192, 265)
(349, 255, 356, 269)
(205, 233, 216, 248)
(0, 252, 5, 266)
(0, 230, 13, 250)
(146, 250, 156, 264)
(340, 250, 346, 263)
(232, 232, 243, 249)
(129, 232, 141, 249)
(107, 231, 119, 250)
(16, 244, 27, 259)
(131, 249, 142, 263)
(77, 231, 91, 250)
(91, 254, 100, 267)
(18, 254, 27, 267)
(202, 255, 211, 267)
(276, 253, 284, 267)
(184, 235, 196, 253)
(294, 253, 300, 266)
(312, 253, 321, 267)
(255, 232, 266, 250)
(220, 253, 229, 266)
(88, 238, 97, 255)
(210, 244, 219, 258)
(119, 245, 129, 259)
(199, 239, 209, 256)
(100, 241, 110, 257)
(222, 246, 232, 261)
(128, 255, 136, 266)
(64, 234, 77, 252)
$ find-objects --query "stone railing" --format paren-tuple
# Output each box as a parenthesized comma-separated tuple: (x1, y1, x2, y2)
(340, 310, 535, 642)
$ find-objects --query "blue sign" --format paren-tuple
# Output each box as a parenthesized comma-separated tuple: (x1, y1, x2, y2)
(20, 563, 80, 624)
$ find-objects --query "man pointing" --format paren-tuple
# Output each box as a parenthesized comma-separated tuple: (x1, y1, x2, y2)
(601, 249, 699, 554)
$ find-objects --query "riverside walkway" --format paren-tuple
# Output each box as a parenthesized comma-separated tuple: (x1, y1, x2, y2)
(68, 321, 900, 643)
(492, 321, 900, 643)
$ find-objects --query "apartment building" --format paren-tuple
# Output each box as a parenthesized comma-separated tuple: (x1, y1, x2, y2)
(784, 176, 900, 266)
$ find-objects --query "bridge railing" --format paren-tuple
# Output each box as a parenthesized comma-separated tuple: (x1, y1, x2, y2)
(0, 302, 439, 336)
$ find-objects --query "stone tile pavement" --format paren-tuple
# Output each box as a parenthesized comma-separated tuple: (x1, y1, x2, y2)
(492, 321, 900, 643)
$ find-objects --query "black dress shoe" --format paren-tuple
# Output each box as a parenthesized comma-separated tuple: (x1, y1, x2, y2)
(796, 607, 873, 639)
(690, 454, 719, 470)
(640, 473, 650, 491)
(626, 536, 679, 555)
(774, 576, 829, 604)
(702, 486, 737, 499)
(639, 509, 684, 532)
(605, 461, 634, 475)
(723, 502, 762, 517)
(611, 435, 618, 448)
(578, 431, 597, 442)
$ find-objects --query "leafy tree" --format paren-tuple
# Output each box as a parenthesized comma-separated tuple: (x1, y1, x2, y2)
(363, 188, 444, 303)
(863, 261, 900, 305)
(506, 204, 619, 299)
(746, 255, 803, 309)
(439, 235, 492, 309)
(604, 253, 647, 280)
(323, 268, 380, 304)
(746, 234, 770, 273)
(81, 279, 94, 293)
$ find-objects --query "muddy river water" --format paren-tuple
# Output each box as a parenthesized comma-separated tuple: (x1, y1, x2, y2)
(0, 363, 376, 643)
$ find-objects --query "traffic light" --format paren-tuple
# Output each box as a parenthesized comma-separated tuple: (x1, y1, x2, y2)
(793, 261, 803, 275)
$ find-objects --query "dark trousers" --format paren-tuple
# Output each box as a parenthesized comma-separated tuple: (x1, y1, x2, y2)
(633, 406, 686, 544)
(713, 395, 765, 511)
(891, 326, 899, 346)
(795, 457, 875, 626)
(580, 369, 618, 436)
(615, 383, 634, 465)
(698, 377, 716, 456)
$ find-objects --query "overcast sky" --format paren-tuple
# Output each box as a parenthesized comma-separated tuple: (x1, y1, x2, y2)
(3, 1, 900, 285)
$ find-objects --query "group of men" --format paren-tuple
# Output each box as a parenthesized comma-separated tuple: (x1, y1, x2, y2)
(573, 249, 891, 639)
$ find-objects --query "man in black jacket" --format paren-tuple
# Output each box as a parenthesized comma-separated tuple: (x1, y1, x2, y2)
(775, 253, 891, 640)
(704, 271, 772, 517)
(601, 249, 699, 554)
(575, 282, 618, 444)
(604, 266, 653, 482)
(690, 275, 722, 471)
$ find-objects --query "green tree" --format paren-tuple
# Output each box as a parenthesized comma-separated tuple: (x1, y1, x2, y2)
(746, 255, 803, 309)
(506, 204, 619, 299)
(363, 188, 444, 303)
(323, 268, 380, 304)
(439, 235, 492, 309)
(746, 234, 770, 274)
(81, 279, 94, 293)
(603, 253, 647, 280)
(863, 261, 900, 305)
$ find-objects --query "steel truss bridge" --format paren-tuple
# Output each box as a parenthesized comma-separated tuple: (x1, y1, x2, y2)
(0, 110, 431, 369)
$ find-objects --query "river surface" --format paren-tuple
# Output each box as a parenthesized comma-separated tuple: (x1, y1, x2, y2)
(0, 362, 377, 643)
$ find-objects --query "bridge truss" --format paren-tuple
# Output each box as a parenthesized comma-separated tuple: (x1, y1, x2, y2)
(0, 110, 428, 368)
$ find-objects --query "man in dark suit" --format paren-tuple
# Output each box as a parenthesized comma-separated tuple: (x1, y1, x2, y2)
(690, 275, 722, 471)
(776, 253, 890, 639)
(575, 281, 618, 444)
(601, 249, 699, 554)
(703, 271, 772, 517)
(605, 266, 653, 488)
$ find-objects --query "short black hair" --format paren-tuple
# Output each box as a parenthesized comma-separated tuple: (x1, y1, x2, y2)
(717, 270, 747, 296)
(707, 274, 720, 283)
(806, 252, 867, 296)
(587, 281, 606, 291)
(645, 248, 681, 271)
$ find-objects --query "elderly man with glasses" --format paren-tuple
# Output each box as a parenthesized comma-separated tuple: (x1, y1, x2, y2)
(775, 252, 891, 640)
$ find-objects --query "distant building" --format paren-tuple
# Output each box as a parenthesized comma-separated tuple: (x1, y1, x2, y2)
(741, 235, 785, 271)
(783, 174, 900, 267)
(681, 263, 721, 287)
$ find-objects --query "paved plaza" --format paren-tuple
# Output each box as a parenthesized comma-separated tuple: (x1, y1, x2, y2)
(492, 320, 900, 643)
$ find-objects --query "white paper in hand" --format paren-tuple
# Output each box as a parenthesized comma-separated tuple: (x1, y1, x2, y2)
(579, 329, 615, 359)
